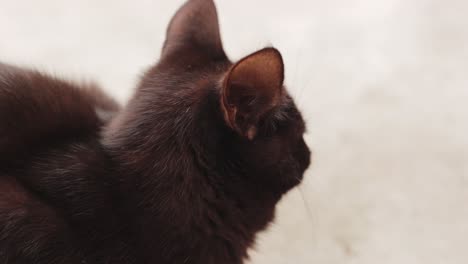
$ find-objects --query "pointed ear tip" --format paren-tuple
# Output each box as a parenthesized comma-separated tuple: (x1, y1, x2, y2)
(260, 47, 285, 81)
(263, 46, 281, 54)
(258, 47, 284, 71)
(262, 47, 283, 59)
(187, 0, 216, 8)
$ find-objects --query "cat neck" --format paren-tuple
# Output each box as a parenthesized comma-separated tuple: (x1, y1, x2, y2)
(102, 76, 278, 263)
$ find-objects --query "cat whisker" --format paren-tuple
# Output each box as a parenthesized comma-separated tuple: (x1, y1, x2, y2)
(297, 185, 314, 219)
(294, 174, 314, 225)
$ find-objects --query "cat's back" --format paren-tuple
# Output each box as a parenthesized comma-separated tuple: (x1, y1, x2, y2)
(0, 63, 130, 263)
(0, 62, 119, 162)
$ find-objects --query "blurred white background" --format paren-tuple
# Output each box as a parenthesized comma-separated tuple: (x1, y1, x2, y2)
(1, 0, 467, 263)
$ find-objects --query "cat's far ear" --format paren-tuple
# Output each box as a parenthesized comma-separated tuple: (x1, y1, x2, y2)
(221, 48, 285, 140)
(162, 0, 226, 60)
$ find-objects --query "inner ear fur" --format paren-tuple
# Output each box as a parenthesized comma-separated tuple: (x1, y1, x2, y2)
(221, 48, 285, 140)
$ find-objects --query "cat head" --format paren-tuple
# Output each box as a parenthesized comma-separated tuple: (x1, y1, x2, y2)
(123, 0, 310, 198)
(157, 0, 310, 194)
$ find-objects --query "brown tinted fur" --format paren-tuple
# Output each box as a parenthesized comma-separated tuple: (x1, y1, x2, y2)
(0, 0, 310, 263)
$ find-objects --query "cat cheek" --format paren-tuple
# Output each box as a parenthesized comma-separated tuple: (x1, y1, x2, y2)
(248, 140, 283, 167)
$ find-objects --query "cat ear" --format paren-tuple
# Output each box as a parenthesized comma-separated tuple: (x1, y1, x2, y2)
(221, 48, 285, 140)
(162, 0, 226, 60)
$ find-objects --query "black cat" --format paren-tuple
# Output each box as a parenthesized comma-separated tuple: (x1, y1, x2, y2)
(0, 0, 311, 263)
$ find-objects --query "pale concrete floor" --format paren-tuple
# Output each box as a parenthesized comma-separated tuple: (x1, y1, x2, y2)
(1, 0, 467, 263)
